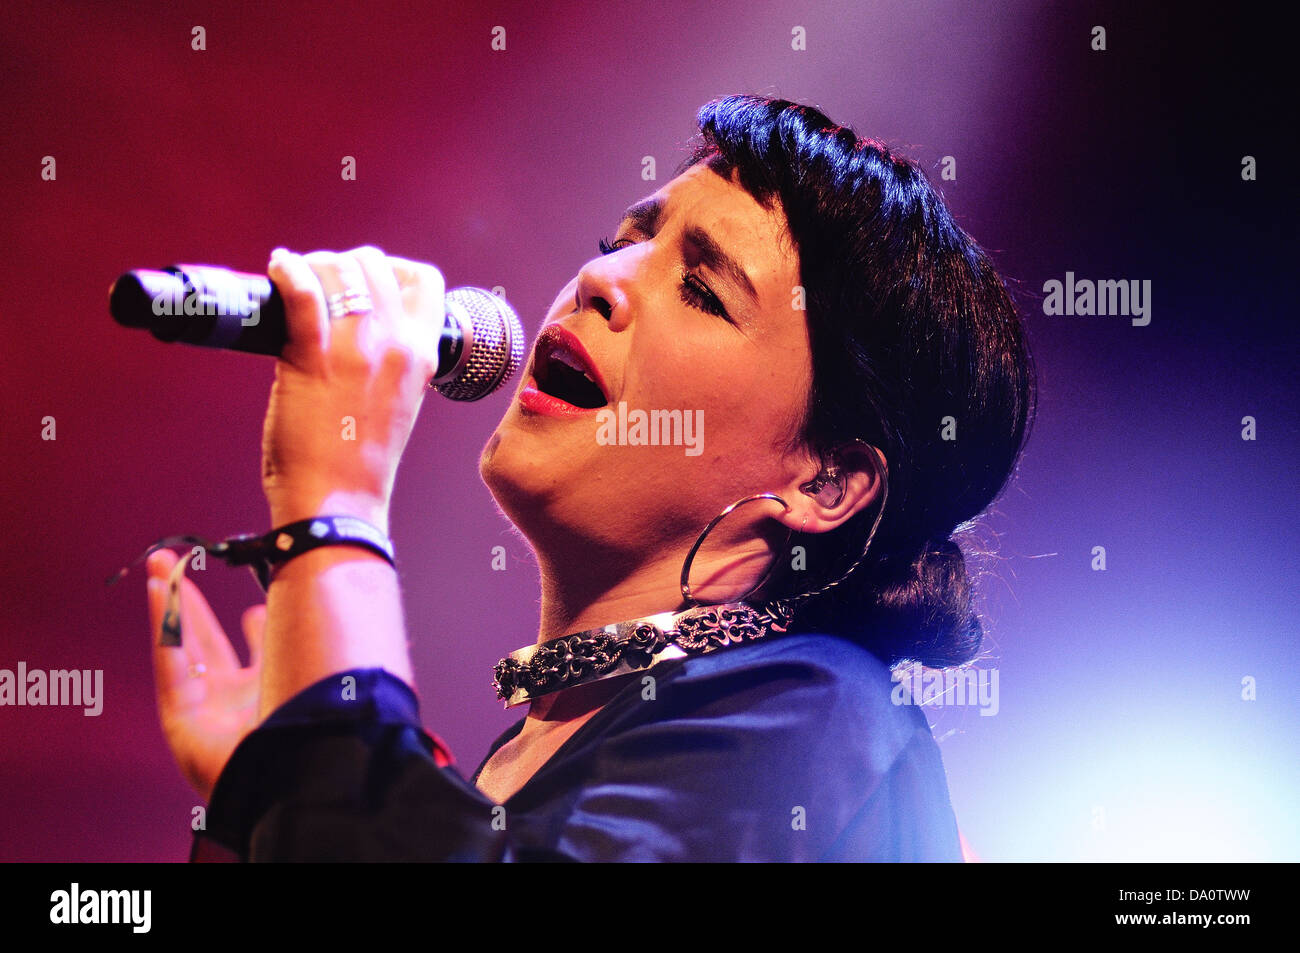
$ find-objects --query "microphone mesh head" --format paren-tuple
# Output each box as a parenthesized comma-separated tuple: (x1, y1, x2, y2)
(433, 288, 525, 402)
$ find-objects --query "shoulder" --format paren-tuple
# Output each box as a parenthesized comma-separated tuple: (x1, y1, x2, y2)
(529, 632, 957, 860)
(637, 631, 927, 763)
(667, 629, 898, 692)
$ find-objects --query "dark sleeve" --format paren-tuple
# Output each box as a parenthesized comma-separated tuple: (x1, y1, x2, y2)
(192, 668, 514, 862)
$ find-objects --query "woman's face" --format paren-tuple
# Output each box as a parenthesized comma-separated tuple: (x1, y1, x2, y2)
(480, 162, 818, 599)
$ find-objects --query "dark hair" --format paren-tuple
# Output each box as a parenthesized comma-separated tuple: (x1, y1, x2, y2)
(679, 96, 1037, 669)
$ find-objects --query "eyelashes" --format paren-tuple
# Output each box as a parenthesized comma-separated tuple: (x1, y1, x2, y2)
(597, 236, 731, 322)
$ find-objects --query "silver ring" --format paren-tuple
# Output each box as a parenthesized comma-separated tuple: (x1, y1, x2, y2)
(327, 289, 373, 319)
(187, 663, 207, 679)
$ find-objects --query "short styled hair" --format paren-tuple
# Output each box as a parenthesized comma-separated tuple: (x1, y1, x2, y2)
(680, 95, 1037, 668)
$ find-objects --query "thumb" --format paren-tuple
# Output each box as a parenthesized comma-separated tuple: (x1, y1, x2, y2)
(241, 604, 268, 667)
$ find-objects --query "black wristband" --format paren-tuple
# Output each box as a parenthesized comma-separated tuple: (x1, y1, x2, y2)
(217, 516, 395, 590)
(107, 515, 397, 649)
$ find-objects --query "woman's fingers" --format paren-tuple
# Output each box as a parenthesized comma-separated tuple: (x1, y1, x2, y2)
(271, 246, 440, 365)
(178, 572, 241, 671)
(279, 246, 423, 373)
(347, 246, 404, 329)
(351, 248, 442, 381)
(147, 546, 197, 712)
(384, 253, 446, 329)
(268, 248, 330, 363)
(147, 550, 191, 706)
(146, 548, 181, 642)
(145, 547, 239, 671)
(301, 250, 373, 311)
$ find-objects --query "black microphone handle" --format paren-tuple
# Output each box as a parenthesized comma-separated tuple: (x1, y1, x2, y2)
(109, 264, 466, 376)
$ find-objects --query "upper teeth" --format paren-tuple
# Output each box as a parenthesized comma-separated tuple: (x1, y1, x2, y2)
(550, 346, 596, 383)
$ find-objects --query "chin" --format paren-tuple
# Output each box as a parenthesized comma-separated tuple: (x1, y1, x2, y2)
(478, 428, 522, 503)
(480, 425, 628, 561)
(478, 423, 562, 530)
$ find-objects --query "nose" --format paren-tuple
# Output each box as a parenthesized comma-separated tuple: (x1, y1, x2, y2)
(574, 256, 629, 330)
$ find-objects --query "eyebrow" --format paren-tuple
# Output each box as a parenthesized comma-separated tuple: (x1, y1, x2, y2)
(619, 197, 759, 306)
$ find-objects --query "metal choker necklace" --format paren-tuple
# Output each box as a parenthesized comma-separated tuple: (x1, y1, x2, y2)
(492, 599, 796, 708)
(494, 460, 891, 708)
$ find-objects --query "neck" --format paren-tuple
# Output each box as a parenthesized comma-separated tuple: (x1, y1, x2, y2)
(514, 525, 783, 723)
(532, 537, 778, 645)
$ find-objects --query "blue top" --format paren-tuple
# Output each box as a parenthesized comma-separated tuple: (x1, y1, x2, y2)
(191, 632, 964, 861)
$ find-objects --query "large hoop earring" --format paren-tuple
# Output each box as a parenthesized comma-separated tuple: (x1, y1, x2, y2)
(679, 493, 793, 607)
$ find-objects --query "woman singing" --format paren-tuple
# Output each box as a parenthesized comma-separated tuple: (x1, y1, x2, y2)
(145, 95, 1035, 861)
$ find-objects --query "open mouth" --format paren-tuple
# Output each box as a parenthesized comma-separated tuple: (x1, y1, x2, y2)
(530, 325, 609, 409)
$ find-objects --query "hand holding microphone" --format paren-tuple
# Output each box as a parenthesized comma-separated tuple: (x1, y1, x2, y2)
(111, 246, 524, 532)
(260, 246, 452, 534)
(108, 256, 524, 400)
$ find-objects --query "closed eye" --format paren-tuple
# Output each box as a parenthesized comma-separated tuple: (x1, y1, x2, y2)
(597, 235, 734, 324)
(597, 236, 630, 256)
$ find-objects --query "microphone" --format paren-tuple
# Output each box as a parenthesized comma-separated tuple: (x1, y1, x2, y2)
(109, 263, 525, 401)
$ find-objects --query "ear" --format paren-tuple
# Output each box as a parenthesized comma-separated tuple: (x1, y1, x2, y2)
(773, 440, 888, 536)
